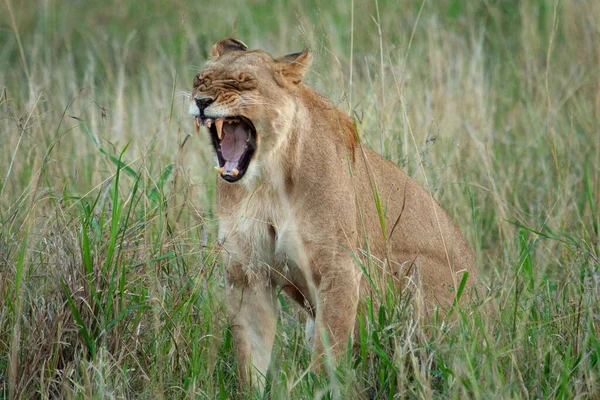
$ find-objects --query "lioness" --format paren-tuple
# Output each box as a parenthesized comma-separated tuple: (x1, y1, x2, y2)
(189, 38, 477, 388)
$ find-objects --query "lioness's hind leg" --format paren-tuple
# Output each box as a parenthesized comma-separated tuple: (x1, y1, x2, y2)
(226, 271, 277, 391)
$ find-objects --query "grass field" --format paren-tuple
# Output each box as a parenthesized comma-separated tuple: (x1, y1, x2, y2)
(1, 0, 599, 398)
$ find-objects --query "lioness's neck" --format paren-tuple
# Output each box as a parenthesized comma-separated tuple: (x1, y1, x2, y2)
(294, 84, 358, 160)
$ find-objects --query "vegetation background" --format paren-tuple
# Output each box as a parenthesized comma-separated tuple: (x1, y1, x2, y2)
(1, 0, 599, 398)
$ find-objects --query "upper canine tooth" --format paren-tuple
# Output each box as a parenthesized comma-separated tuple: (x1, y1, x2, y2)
(194, 118, 200, 133)
(207, 119, 212, 128)
(215, 119, 224, 139)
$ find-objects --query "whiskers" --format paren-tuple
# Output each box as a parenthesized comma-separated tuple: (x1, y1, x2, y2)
(178, 91, 192, 101)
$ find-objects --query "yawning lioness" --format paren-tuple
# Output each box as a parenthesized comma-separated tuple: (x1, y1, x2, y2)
(189, 38, 477, 388)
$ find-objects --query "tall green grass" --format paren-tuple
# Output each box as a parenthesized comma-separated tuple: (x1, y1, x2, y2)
(1, 0, 599, 398)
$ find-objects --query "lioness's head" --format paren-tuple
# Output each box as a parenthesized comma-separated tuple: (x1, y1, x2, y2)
(189, 38, 312, 183)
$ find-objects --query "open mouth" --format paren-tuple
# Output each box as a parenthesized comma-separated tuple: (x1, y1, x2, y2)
(194, 115, 256, 183)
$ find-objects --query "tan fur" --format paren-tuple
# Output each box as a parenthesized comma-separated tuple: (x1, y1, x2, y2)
(190, 38, 478, 389)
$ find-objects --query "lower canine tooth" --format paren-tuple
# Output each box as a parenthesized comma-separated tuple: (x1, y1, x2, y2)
(215, 119, 224, 140)
(215, 166, 224, 175)
(231, 168, 239, 177)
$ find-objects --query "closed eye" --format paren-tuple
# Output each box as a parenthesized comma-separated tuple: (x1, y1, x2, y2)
(212, 78, 257, 92)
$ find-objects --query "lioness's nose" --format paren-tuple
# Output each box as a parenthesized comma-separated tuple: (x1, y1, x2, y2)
(195, 98, 213, 114)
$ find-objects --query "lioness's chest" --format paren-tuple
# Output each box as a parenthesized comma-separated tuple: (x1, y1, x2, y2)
(217, 185, 304, 274)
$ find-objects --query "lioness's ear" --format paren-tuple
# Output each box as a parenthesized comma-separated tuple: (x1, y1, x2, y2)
(211, 38, 248, 59)
(274, 48, 312, 85)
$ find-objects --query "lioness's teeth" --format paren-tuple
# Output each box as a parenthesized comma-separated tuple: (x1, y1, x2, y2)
(215, 166, 224, 175)
(215, 119, 224, 140)
(231, 168, 239, 177)
(194, 118, 200, 133)
(207, 119, 212, 128)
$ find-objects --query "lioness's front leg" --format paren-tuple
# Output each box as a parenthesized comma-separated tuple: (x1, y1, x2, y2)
(226, 265, 277, 391)
(311, 256, 361, 369)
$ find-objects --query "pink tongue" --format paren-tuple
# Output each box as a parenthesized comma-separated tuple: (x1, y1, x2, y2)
(220, 124, 248, 161)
